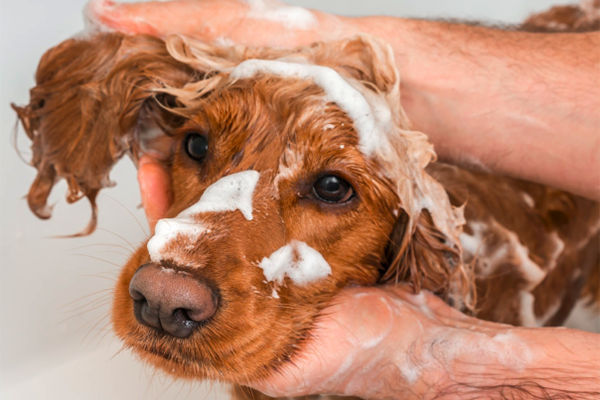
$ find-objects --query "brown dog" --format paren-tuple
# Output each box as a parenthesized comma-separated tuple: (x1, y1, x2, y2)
(13, 8, 599, 400)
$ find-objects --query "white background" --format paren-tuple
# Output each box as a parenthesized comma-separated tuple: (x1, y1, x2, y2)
(0, 1, 582, 399)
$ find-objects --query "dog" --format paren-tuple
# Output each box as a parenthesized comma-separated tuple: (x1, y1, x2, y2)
(12, 6, 600, 400)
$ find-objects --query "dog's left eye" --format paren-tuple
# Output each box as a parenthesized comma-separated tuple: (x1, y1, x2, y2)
(313, 175, 354, 203)
(184, 132, 209, 162)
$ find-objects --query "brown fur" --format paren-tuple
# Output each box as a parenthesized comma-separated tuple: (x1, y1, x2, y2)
(12, 5, 600, 400)
(522, 0, 600, 32)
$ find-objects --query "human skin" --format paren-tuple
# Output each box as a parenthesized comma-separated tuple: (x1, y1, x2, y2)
(101, 0, 600, 397)
(93, 0, 600, 200)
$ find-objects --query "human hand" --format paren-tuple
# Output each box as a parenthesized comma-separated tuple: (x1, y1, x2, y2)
(137, 155, 172, 231)
(247, 285, 507, 399)
(136, 156, 599, 400)
(134, 156, 470, 398)
(88, 0, 351, 49)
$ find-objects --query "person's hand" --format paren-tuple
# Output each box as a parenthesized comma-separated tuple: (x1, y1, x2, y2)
(133, 155, 478, 398)
(137, 155, 172, 231)
(247, 285, 494, 399)
(136, 155, 599, 400)
(88, 0, 350, 49)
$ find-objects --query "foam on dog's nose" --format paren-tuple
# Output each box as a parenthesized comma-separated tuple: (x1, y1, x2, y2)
(147, 219, 209, 263)
(147, 170, 260, 263)
(259, 240, 332, 286)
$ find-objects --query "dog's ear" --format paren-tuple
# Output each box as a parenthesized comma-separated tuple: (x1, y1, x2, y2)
(12, 33, 196, 235)
(383, 209, 475, 311)
(306, 35, 399, 95)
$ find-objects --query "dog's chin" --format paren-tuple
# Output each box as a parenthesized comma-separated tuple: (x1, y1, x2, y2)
(116, 321, 301, 384)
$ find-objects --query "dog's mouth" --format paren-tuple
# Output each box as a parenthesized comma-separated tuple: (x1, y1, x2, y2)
(122, 311, 309, 383)
(113, 256, 315, 382)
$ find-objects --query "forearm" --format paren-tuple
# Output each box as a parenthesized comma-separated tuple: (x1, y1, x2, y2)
(346, 318, 600, 399)
(93, 1, 600, 198)
(352, 17, 600, 199)
(441, 326, 600, 399)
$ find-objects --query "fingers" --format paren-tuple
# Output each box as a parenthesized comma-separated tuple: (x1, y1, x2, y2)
(87, 0, 249, 39)
(250, 287, 426, 397)
(87, 0, 157, 35)
(138, 155, 172, 232)
(87, 0, 343, 48)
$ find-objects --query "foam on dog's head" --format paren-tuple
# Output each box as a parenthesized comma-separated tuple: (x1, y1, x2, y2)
(162, 34, 470, 307)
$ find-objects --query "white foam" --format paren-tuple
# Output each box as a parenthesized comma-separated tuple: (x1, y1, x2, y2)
(147, 219, 209, 263)
(416, 329, 533, 378)
(181, 170, 260, 221)
(259, 240, 332, 286)
(231, 60, 390, 156)
(245, 0, 316, 29)
(147, 170, 259, 263)
(519, 291, 537, 327)
(504, 229, 546, 288)
(459, 221, 486, 256)
(547, 231, 565, 271)
(521, 192, 535, 208)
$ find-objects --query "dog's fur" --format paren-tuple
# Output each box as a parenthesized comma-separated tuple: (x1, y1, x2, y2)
(13, 3, 600, 400)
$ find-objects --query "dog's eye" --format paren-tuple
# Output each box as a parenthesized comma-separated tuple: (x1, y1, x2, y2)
(313, 175, 354, 203)
(184, 132, 209, 162)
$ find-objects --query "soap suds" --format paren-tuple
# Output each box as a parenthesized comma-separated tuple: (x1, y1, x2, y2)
(147, 170, 259, 263)
(397, 328, 534, 383)
(459, 221, 486, 257)
(231, 60, 390, 156)
(521, 192, 535, 208)
(547, 231, 565, 271)
(245, 0, 317, 29)
(147, 219, 209, 263)
(504, 228, 546, 288)
(259, 240, 332, 286)
(519, 291, 537, 327)
(181, 170, 259, 221)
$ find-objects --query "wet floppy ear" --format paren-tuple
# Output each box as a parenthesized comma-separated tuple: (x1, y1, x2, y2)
(306, 35, 400, 97)
(383, 209, 475, 311)
(12, 33, 195, 235)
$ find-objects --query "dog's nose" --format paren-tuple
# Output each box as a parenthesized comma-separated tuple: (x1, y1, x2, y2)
(128, 263, 219, 338)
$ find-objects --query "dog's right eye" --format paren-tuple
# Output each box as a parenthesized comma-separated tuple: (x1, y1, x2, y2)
(184, 132, 209, 162)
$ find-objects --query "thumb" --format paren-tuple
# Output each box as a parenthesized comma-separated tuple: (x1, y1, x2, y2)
(138, 156, 172, 232)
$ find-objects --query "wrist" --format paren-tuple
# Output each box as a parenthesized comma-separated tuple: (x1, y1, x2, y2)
(437, 326, 600, 398)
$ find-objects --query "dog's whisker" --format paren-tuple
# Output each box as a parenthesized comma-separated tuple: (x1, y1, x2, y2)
(92, 324, 114, 346)
(70, 253, 123, 268)
(101, 193, 150, 237)
(61, 297, 111, 321)
(78, 273, 117, 283)
(66, 242, 133, 253)
(96, 228, 139, 252)
(60, 288, 112, 307)
(60, 299, 112, 326)
(80, 313, 112, 345)
(87, 321, 113, 347)
(110, 343, 129, 361)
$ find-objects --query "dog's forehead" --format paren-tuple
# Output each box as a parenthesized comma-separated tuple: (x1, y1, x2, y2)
(228, 59, 394, 158)
(187, 71, 372, 175)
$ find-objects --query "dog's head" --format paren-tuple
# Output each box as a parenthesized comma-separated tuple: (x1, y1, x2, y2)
(14, 33, 470, 384)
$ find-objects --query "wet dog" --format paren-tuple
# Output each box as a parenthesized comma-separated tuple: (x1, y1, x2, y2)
(13, 10, 599, 399)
